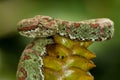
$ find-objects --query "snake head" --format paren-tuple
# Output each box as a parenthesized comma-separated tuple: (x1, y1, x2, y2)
(17, 15, 58, 38)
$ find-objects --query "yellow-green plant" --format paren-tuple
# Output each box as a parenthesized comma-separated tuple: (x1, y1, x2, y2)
(16, 15, 114, 80)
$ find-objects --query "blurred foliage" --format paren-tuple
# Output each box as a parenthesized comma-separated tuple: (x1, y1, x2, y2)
(0, 0, 120, 80)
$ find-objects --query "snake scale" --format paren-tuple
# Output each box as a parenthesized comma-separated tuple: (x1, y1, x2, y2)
(16, 15, 114, 80)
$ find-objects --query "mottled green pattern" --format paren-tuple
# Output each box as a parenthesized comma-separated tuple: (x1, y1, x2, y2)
(57, 20, 114, 41)
(31, 38, 53, 56)
(16, 38, 53, 80)
(17, 49, 43, 80)
(16, 15, 114, 80)
(17, 15, 114, 41)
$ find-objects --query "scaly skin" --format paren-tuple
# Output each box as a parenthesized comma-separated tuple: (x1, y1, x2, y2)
(16, 15, 114, 80)
(16, 38, 53, 80)
(17, 15, 114, 41)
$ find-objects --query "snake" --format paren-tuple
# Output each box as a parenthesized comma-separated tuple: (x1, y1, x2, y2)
(16, 15, 114, 80)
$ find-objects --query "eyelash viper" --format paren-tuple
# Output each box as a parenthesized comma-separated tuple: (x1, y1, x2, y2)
(16, 15, 114, 80)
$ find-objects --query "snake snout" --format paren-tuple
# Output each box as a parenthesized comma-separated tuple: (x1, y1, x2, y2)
(17, 16, 58, 38)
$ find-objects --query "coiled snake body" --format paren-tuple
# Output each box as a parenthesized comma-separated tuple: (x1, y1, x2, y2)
(16, 15, 114, 80)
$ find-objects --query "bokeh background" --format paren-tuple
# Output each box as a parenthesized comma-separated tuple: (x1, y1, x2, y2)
(0, 0, 119, 80)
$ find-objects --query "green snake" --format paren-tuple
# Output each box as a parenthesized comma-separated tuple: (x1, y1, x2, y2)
(16, 15, 114, 80)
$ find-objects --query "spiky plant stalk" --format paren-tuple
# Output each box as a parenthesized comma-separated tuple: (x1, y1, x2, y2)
(44, 35, 96, 80)
(16, 15, 114, 80)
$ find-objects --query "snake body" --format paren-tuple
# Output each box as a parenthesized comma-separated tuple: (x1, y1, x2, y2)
(16, 15, 114, 80)
(17, 15, 114, 41)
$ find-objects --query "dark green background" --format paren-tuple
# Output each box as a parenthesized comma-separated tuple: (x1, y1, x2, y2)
(0, 0, 119, 80)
